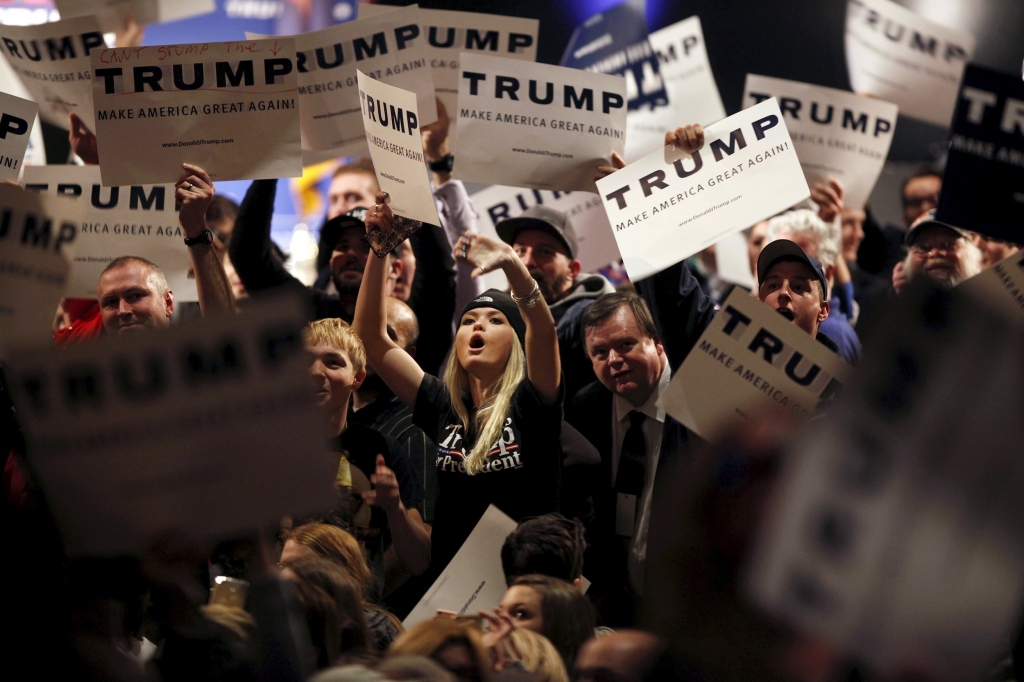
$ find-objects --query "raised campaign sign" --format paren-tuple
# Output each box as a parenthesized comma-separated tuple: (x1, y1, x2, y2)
(250, 5, 437, 163)
(845, 0, 974, 128)
(0, 183, 81, 351)
(597, 97, 809, 281)
(357, 72, 441, 235)
(658, 287, 851, 440)
(936, 65, 1024, 244)
(453, 52, 627, 193)
(743, 74, 898, 211)
(0, 89, 38, 181)
(359, 3, 539, 141)
(4, 291, 338, 556)
(24, 164, 196, 301)
(0, 15, 104, 130)
(90, 38, 302, 186)
(625, 16, 726, 162)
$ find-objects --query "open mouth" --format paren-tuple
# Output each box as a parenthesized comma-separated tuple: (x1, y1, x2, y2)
(776, 308, 795, 321)
(469, 334, 485, 350)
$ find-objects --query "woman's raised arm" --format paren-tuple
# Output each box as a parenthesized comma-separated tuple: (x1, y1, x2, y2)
(351, 194, 425, 408)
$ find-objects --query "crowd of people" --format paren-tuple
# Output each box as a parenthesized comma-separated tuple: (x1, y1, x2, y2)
(2, 23, 1023, 682)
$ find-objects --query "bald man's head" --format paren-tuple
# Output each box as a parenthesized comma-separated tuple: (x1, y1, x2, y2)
(575, 630, 665, 681)
(385, 296, 419, 353)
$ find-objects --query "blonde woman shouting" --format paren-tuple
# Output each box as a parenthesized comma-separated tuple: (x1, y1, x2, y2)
(353, 192, 563, 577)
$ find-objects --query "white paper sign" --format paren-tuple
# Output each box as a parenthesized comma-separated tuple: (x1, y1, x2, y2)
(0, 56, 47, 171)
(959, 250, 1024, 322)
(249, 6, 437, 162)
(0, 90, 38, 181)
(469, 185, 621, 290)
(0, 16, 105, 130)
(658, 287, 851, 440)
(360, 4, 538, 141)
(743, 74, 898, 211)
(357, 71, 440, 228)
(747, 284, 1024, 681)
(453, 52, 627, 193)
(597, 98, 809, 282)
(55, 0, 215, 32)
(715, 229, 756, 289)
(24, 165, 196, 301)
(624, 16, 726, 162)
(90, 38, 302, 186)
(845, 0, 975, 127)
(0, 184, 81, 351)
(5, 291, 338, 557)
(403, 504, 517, 629)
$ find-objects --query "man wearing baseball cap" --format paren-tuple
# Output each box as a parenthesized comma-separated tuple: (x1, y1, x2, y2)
(496, 205, 615, 403)
(901, 209, 983, 289)
(756, 239, 838, 350)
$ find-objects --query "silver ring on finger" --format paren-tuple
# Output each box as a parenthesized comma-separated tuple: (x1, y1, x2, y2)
(185, 182, 193, 191)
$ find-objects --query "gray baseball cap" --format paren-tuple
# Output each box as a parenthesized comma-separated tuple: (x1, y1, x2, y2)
(496, 205, 579, 259)
(904, 209, 972, 246)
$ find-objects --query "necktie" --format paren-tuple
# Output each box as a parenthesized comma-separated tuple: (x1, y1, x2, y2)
(616, 411, 646, 536)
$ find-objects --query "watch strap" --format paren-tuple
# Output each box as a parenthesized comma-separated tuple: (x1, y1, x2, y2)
(428, 153, 454, 173)
(184, 229, 214, 247)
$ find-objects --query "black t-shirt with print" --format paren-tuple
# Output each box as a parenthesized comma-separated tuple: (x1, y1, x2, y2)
(413, 374, 563, 574)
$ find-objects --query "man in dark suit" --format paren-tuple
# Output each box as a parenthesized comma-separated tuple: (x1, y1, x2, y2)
(567, 286, 712, 627)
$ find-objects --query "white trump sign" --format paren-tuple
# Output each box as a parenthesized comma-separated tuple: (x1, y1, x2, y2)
(4, 291, 338, 557)
(0, 90, 38, 181)
(24, 165, 196, 301)
(659, 287, 851, 440)
(0, 184, 81, 351)
(597, 98, 809, 282)
(251, 5, 437, 162)
(625, 16, 726, 162)
(743, 74, 898, 211)
(453, 52, 627, 193)
(360, 3, 539, 140)
(0, 15, 104, 130)
(91, 38, 302, 186)
(845, 0, 974, 127)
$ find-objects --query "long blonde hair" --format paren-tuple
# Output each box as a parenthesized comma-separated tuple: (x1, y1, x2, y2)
(442, 334, 526, 476)
(502, 628, 569, 682)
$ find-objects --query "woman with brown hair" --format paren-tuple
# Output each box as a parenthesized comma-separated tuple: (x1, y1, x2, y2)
(282, 523, 403, 652)
(280, 556, 371, 669)
(498, 574, 597, 672)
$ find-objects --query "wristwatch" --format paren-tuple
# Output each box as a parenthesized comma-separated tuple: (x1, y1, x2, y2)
(184, 229, 214, 247)
(428, 153, 454, 173)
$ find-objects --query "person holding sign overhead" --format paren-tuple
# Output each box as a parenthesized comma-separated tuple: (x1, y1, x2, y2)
(95, 163, 236, 335)
(353, 191, 563, 582)
(571, 123, 842, 627)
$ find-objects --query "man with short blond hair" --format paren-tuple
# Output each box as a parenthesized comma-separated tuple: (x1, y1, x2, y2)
(303, 317, 430, 597)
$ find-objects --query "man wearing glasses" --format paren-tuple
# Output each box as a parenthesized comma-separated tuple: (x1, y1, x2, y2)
(900, 209, 984, 290)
